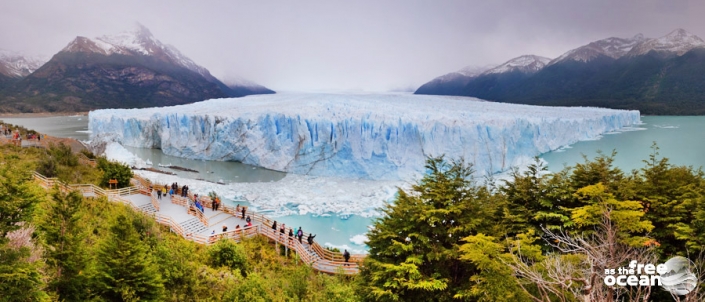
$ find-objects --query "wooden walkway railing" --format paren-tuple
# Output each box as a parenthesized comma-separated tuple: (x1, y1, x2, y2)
(32, 171, 364, 274)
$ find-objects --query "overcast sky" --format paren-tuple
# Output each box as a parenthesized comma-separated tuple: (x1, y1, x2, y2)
(1, 0, 703, 92)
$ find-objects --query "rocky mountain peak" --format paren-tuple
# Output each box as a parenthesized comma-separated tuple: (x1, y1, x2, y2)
(628, 28, 705, 56)
(482, 55, 552, 75)
(0, 48, 46, 78)
(549, 34, 646, 65)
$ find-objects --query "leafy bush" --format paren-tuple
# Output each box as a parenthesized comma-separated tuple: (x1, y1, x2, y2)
(48, 143, 78, 167)
(97, 157, 133, 188)
(80, 149, 96, 159)
(36, 155, 58, 177)
(207, 239, 248, 277)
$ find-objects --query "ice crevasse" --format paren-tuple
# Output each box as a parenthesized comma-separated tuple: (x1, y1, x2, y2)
(89, 93, 640, 180)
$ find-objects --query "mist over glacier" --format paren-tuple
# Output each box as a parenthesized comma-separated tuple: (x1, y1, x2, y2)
(89, 93, 640, 180)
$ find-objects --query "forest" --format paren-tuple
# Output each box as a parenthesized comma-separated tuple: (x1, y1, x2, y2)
(2, 136, 704, 301)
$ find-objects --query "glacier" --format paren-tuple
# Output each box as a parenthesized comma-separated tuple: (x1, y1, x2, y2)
(89, 93, 640, 180)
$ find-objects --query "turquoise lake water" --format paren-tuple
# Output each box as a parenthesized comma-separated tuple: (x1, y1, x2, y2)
(541, 116, 705, 173)
(5, 115, 704, 252)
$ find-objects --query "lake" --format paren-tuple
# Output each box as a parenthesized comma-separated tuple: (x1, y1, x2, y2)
(541, 116, 705, 173)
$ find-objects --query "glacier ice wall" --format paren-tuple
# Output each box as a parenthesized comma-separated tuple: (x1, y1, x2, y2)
(89, 93, 640, 180)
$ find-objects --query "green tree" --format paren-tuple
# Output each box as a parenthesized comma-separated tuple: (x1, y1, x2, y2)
(0, 160, 44, 240)
(501, 158, 572, 236)
(0, 246, 48, 302)
(39, 188, 89, 301)
(637, 143, 705, 256)
(224, 272, 273, 302)
(97, 157, 133, 188)
(207, 238, 249, 277)
(570, 183, 654, 246)
(93, 213, 163, 301)
(456, 233, 530, 301)
(360, 156, 509, 301)
(0, 152, 48, 301)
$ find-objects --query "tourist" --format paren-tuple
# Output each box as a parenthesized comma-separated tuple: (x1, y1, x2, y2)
(236, 225, 240, 229)
(156, 187, 162, 199)
(280, 223, 286, 240)
(343, 249, 350, 266)
(271, 221, 277, 234)
(247, 221, 252, 227)
(288, 228, 294, 243)
(307, 233, 316, 245)
(297, 227, 303, 244)
(211, 198, 217, 211)
(162, 186, 167, 197)
(169, 187, 174, 196)
(245, 215, 251, 224)
(235, 204, 240, 215)
(222, 225, 228, 232)
(241, 206, 246, 219)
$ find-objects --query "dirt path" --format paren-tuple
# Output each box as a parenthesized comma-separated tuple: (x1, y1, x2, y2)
(1, 132, 87, 153)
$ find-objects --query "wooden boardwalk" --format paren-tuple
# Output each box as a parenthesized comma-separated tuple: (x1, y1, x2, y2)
(33, 172, 363, 275)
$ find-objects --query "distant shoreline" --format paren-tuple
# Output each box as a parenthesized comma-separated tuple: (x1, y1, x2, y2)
(0, 112, 89, 118)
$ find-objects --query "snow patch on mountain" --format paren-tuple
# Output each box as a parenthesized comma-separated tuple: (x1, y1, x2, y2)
(482, 55, 551, 75)
(89, 93, 640, 181)
(426, 64, 495, 84)
(0, 49, 46, 77)
(63, 23, 211, 76)
(551, 34, 646, 64)
(628, 28, 705, 56)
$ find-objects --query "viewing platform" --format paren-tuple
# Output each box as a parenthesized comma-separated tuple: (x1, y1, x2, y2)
(32, 172, 363, 275)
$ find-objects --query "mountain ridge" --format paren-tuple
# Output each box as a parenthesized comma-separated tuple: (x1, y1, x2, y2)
(0, 24, 273, 113)
(415, 28, 705, 114)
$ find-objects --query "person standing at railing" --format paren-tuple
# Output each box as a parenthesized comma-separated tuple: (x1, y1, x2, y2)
(307, 233, 316, 245)
(344, 249, 350, 266)
(241, 206, 246, 219)
(272, 221, 277, 234)
(156, 187, 162, 200)
(297, 227, 303, 244)
(288, 228, 294, 245)
(280, 223, 286, 241)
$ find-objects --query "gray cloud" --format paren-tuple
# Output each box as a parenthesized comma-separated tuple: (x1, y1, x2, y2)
(1, 0, 703, 91)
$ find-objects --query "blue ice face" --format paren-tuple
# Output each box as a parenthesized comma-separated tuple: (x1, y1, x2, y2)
(88, 94, 640, 180)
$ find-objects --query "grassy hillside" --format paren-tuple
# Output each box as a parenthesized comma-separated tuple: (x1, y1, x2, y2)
(0, 141, 358, 301)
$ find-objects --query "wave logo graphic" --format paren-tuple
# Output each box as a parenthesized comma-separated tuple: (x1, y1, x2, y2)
(659, 256, 698, 296)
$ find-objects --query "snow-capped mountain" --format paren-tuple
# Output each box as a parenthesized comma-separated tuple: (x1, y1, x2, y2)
(627, 28, 705, 56)
(482, 55, 551, 75)
(415, 28, 705, 114)
(0, 23, 273, 113)
(549, 34, 646, 64)
(0, 49, 45, 78)
(414, 64, 494, 96)
(63, 23, 220, 82)
(426, 65, 493, 84)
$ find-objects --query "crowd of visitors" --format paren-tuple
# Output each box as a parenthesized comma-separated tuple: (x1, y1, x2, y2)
(148, 183, 345, 264)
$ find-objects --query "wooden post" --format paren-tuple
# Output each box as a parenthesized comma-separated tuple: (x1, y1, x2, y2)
(109, 179, 118, 190)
